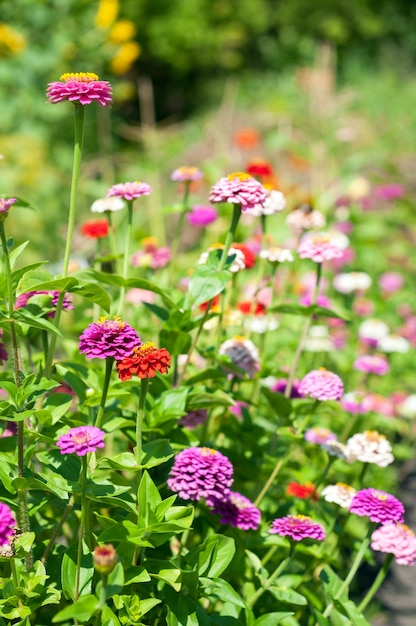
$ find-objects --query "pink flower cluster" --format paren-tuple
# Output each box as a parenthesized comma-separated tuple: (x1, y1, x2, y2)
(371, 523, 416, 566)
(57, 426, 105, 456)
(209, 172, 266, 212)
(269, 515, 325, 541)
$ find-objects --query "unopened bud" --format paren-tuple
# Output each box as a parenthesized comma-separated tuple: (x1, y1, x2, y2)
(93, 544, 117, 575)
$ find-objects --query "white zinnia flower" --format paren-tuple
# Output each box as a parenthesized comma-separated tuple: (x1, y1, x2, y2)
(344, 431, 394, 467)
(321, 483, 357, 508)
(90, 197, 125, 213)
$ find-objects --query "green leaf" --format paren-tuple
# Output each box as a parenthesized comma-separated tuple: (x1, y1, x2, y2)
(150, 387, 189, 426)
(140, 439, 174, 469)
(260, 388, 292, 418)
(270, 303, 350, 321)
(333, 599, 371, 625)
(138, 471, 162, 515)
(126, 277, 179, 310)
(101, 605, 122, 626)
(61, 543, 94, 601)
(123, 566, 151, 585)
(254, 613, 296, 626)
(200, 577, 246, 607)
(313, 610, 331, 626)
(52, 595, 98, 623)
(187, 265, 230, 308)
(159, 329, 191, 356)
(185, 534, 235, 577)
(17, 269, 78, 295)
(185, 368, 226, 385)
(186, 391, 234, 411)
(142, 301, 170, 321)
(269, 587, 307, 606)
(145, 559, 183, 591)
(12, 310, 63, 336)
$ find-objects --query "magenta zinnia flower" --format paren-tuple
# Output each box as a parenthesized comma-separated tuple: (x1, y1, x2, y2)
(299, 368, 344, 401)
(0, 197, 17, 214)
(57, 426, 105, 456)
(79, 316, 141, 360)
(107, 181, 152, 201)
(353, 354, 390, 376)
(298, 233, 343, 263)
(186, 205, 218, 227)
(167, 447, 234, 505)
(15, 290, 73, 318)
(46, 72, 112, 106)
(349, 488, 405, 524)
(0, 502, 15, 546)
(170, 166, 203, 182)
(209, 172, 266, 212)
(210, 491, 261, 530)
(371, 523, 416, 566)
(269, 515, 325, 541)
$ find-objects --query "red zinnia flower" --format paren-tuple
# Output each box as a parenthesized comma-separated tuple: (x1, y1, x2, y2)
(81, 219, 109, 239)
(231, 243, 256, 268)
(238, 301, 266, 315)
(286, 481, 318, 500)
(116, 342, 171, 381)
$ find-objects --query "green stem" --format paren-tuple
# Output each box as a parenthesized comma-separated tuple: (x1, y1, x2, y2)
(44, 104, 85, 377)
(95, 357, 114, 428)
(75, 456, 88, 601)
(247, 543, 295, 608)
(357, 553, 394, 613)
(117, 200, 134, 316)
(254, 455, 286, 507)
(107, 212, 120, 277)
(41, 496, 75, 563)
(136, 378, 149, 488)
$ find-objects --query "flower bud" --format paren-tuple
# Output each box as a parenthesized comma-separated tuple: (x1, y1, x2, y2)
(93, 544, 117, 575)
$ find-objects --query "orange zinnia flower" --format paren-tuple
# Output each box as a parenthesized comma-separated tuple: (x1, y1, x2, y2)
(286, 481, 318, 500)
(116, 343, 171, 381)
(81, 219, 109, 239)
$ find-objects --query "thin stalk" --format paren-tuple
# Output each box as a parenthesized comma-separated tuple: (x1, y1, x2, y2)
(135, 377, 149, 489)
(357, 553, 394, 613)
(254, 455, 286, 507)
(117, 200, 134, 316)
(247, 543, 295, 608)
(95, 357, 114, 428)
(75, 456, 88, 601)
(107, 212, 120, 277)
(41, 496, 74, 563)
(44, 104, 85, 377)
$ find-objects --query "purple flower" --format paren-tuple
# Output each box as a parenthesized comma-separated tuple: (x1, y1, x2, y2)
(186, 205, 218, 227)
(0, 502, 15, 546)
(371, 523, 416, 566)
(219, 336, 260, 379)
(46, 72, 112, 106)
(299, 369, 344, 401)
(0, 198, 17, 214)
(107, 181, 152, 201)
(15, 290, 74, 318)
(167, 447, 234, 505)
(209, 172, 267, 212)
(269, 515, 325, 541)
(304, 427, 337, 445)
(353, 354, 389, 376)
(378, 272, 404, 294)
(170, 166, 203, 182)
(79, 317, 141, 360)
(349, 488, 405, 524)
(178, 409, 209, 429)
(57, 426, 105, 456)
(373, 184, 405, 202)
(272, 378, 304, 398)
(210, 491, 261, 530)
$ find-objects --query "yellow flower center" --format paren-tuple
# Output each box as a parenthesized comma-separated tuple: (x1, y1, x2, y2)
(71, 430, 90, 444)
(227, 172, 252, 182)
(201, 447, 217, 456)
(98, 315, 125, 329)
(60, 72, 99, 83)
(135, 342, 156, 356)
(365, 430, 384, 441)
(312, 235, 330, 245)
(372, 491, 388, 501)
(294, 515, 311, 521)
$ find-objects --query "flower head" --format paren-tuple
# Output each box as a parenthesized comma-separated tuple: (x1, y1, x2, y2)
(219, 336, 260, 378)
(79, 317, 141, 360)
(46, 72, 112, 106)
(81, 219, 109, 239)
(0, 502, 15, 546)
(107, 181, 152, 201)
(286, 205, 326, 232)
(298, 233, 343, 263)
(245, 188, 286, 217)
(353, 354, 390, 376)
(209, 172, 267, 212)
(345, 431, 394, 467)
(341, 391, 366, 414)
(304, 427, 337, 445)
(333, 272, 372, 294)
(272, 378, 304, 398)
(349, 488, 405, 524)
(299, 368, 344, 401)
(90, 197, 125, 213)
(269, 515, 325, 542)
(131, 238, 171, 269)
(93, 544, 118, 575)
(260, 246, 294, 264)
(170, 166, 203, 182)
(178, 409, 209, 429)
(57, 426, 105, 456)
(371, 523, 416, 566)
(321, 483, 357, 508)
(0, 197, 17, 214)
(15, 290, 73, 318)
(186, 205, 218, 227)
(210, 491, 261, 530)
(286, 481, 317, 500)
(116, 342, 171, 381)
(167, 447, 234, 505)
(378, 272, 404, 294)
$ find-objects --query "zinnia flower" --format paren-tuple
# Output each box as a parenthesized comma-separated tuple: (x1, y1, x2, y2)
(15, 290, 74, 318)
(186, 205, 218, 227)
(0, 197, 17, 214)
(371, 523, 416, 566)
(298, 233, 343, 263)
(81, 219, 109, 239)
(0, 502, 15, 546)
(286, 481, 317, 500)
(56, 426, 105, 456)
(349, 488, 405, 524)
(219, 336, 260, 379)
(245, 188, 286, 217)
(90, 197, 125, 213)
(269, 515, 325, 541)
(298, 369, 344, 401)
(178, 409, 209, 429)
(46, 72, 112, 106)
(353, 354, 389, 376)
(321, 483, 356, 508)
(116, 342, 171, 381)
(107, 181, 152, 201)
(79, 316, 141, 360)
(344, 431, 394, 467)
(260, 246, 294, 264)
(378, 272, 404, 294)
(167, 447, 234, 505)
(286, 205, 326, 232)
(170, 166, 203, 182)
(304, 427, 337, 445)
(272, 378, 304, 398)
(210, 491, 261, 530)
(209, 172, 266, 212)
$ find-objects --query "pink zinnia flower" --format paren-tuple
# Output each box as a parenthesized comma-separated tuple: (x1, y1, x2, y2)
(15, 290, 74, 318)
(46, 72, 112, 106)
(341, 391, 366, 414)
(57, 426, 105, 456)
(79, 316, 141, 360)
(167, 447, 234, 505)
(378, 272, 404, 294)
(353, 354, 389, 376)
(269, 515, 325, 541)
(299, 369, 344, 401)
(304, 427, 337, 445)
(209, 172, 266, 212)
(170, 166, 203, 182)
(349, 488, 405, 524)
(107, 181, 152, 201)
(0, 502, 15, 546)
(186, 205, 218, 227)
(0, 197, 17, 214)
(210, 491, 261, 530)
(371, 523, 416, 566)
(298, 233, 344, 263)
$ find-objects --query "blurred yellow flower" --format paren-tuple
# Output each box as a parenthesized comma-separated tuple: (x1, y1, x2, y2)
(110, 41, 141, 75)
(0, 23, 26, 56)
(95, 0, 119, 29)
(108, 20, 136, 44)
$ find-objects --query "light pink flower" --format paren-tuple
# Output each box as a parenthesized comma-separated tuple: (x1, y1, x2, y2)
(0, 198, 17, 214)
(107, 181, 152, 201)
(371, 523, 416, 566)
(353, 354, 389, 376)
(209, 172, 266, 212)
(170, 166, 203, 182)
(57, 426, 105, 456)
(298, 233, 344, 263)
(299, 368, 344, 401)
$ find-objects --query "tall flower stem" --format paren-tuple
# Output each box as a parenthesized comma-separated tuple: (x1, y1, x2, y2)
(247, 543, 295, 608)
(75, 456, 88, 601)
(41, 496, 75, 564)
(135, 378, 149, 493)
(254, 454, 286, 507)
(285, 262, 322, 398)
(117, 200, 134, 316)
(95, 357, 114, 428)
(44, 104, 85, 378)
(357, 553, 394, 613)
